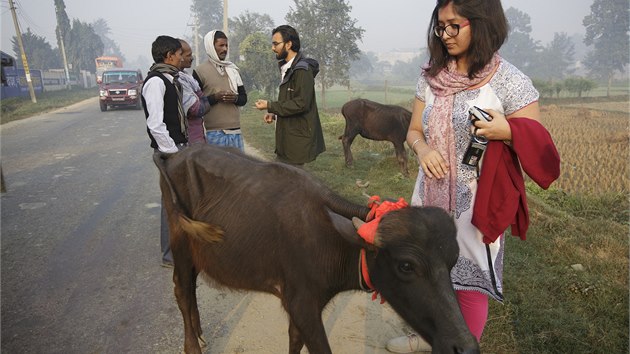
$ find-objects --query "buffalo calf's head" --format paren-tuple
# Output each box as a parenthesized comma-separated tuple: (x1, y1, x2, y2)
(369, 206, 479, 353)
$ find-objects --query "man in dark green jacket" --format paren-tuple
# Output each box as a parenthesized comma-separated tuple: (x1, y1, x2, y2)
(255, 25, 325, 165)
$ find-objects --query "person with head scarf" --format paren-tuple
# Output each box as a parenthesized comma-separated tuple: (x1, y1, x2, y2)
(193, 30, 247, 150)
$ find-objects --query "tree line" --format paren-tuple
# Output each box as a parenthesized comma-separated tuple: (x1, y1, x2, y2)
(11, 0, 126, 79)
(9, 0, 628, 98)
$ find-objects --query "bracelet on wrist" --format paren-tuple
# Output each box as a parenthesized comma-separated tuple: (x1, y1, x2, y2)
(410, 138, 422, 155)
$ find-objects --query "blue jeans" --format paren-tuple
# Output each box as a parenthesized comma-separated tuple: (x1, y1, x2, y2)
(206, 130, 244, 151)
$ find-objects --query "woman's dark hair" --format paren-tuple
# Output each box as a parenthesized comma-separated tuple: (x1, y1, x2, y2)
(425, 0, 507, 78)
(214, 30, 228, 42)
(151, 35, 182, 63)
(272, 25, 301, 53)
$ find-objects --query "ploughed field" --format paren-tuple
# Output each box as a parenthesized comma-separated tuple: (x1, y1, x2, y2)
(540, 102, 629, 195)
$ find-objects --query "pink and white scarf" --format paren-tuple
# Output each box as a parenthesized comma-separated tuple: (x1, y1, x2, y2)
(423, 54, 500, 213)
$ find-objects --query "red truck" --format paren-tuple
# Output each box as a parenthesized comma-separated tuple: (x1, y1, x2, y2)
(95, 56, 123, 83)
(98, 68, 143, 112)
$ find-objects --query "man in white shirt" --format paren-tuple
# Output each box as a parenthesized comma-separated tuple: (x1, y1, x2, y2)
(141, 35, 186, 267)
(142, 35, 186, 154)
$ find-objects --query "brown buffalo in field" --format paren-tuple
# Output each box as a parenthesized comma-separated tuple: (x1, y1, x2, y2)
(340, 99, 412, 176)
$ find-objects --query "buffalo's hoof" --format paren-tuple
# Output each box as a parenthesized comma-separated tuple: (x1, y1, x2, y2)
(198, 335, 207, 348)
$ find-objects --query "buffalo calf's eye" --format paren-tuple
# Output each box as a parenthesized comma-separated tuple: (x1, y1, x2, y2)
(398, 262, 413, 273)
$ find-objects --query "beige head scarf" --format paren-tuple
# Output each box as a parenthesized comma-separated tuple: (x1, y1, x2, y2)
(203, 30, 243, 93)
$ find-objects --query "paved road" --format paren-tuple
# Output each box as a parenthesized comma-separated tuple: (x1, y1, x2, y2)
(0, 98, 406, 353)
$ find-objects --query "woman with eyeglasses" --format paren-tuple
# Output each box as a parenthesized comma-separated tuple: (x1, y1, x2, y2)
(387, 0, 560, 352)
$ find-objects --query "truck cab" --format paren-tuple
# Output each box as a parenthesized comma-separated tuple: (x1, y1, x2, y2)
(98, 68, 144, 111)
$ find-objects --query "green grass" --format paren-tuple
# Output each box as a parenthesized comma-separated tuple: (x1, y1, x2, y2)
(305, 84, 416, 111)
(584, 84, 630, 98)
(241, 96, 629, 353)
(1, 87, 97, 125)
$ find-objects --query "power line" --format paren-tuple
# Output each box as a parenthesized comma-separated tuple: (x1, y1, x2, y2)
(2, 0, 56, 48)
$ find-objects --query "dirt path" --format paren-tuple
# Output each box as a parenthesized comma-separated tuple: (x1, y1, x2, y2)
(194, 287, 409, 353)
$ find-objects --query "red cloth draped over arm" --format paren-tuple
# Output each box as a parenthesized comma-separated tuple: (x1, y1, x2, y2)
(472, 118, 560, 244)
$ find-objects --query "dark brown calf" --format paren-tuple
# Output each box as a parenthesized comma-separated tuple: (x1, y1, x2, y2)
(340, 99, 412, 176)
(154, 144, 478, 354)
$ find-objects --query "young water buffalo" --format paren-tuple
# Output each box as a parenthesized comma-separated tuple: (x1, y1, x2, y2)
(340, 99, 412, 176)
(153, 144, 478, 354)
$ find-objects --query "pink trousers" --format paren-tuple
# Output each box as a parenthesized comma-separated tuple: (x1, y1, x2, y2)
(456, 290, 488, 342)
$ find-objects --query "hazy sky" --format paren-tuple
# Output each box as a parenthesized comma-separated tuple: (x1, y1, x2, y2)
(1, 0, 593, 62)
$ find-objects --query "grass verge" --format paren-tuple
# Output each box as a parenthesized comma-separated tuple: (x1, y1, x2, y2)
(1, 87, 97, 125)
(241, 106, 629, 354)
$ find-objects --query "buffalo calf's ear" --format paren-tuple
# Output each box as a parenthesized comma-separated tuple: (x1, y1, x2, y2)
(352, 217, 365, 230)
(327, 210, 376, 250)
(353, 217, 384, 248)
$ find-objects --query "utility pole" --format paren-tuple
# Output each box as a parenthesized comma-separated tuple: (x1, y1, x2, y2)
(194, 16, 200, 65)
(223, 0, 228, 33)
(8, 0, 36, 103)
(187, 16, 201, 66)
(54, 5, 72, 90)
(57, 28, 71, 90)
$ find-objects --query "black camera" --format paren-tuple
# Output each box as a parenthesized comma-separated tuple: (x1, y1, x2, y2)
(462, 106, 492, 167)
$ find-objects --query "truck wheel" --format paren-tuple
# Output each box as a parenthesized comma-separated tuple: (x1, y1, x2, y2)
(100, 102, 108, 112)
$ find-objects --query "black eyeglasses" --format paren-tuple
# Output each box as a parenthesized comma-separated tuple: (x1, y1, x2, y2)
(433, 20, 470, 37)
(272, 41, 284, 47)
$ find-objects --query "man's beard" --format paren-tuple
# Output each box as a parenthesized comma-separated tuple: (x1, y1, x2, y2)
(275, 48, 288, 60)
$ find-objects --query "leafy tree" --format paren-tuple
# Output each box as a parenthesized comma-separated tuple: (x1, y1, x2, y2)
(228, 11, 275, 64)
(564, 77, 597, 98)
(191, 0, 223, 39)
(238, 32, 278, 97)
(569, 33, 590, 64)
(531, 79, 554, 98)
(54, 0, 72, 78)
(553, 81, 564, 98)
(582, 0, 629, 96)
(54, 0, 72, 51)
(11, 28, 62, 69)
(66, 19, 103, 75)
(349, 51, 375, 81)
(533, 32, 575, 80)
(390, 52, 428, 85)
(91, 18, 125, 62)
(286, 0, 364, 108)
(501, 7, 541, 76)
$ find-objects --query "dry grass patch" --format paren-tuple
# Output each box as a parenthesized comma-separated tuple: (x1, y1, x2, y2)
(541, 105, 629, 195)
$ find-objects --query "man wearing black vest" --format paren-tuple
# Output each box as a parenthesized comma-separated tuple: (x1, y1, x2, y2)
(141, 35, 187, 267)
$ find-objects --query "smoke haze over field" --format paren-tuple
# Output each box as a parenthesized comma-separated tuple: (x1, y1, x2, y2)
(1, 0, 592, 65)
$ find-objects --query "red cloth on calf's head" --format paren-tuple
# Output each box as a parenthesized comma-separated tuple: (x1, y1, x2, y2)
(358, 197, 408, 244)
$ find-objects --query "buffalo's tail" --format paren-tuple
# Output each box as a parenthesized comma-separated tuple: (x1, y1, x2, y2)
(153, 151, 224, 244)
(176, 215, 223, 244)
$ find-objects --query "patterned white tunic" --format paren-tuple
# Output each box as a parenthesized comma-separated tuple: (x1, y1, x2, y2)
(413, 58, 539, 302)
